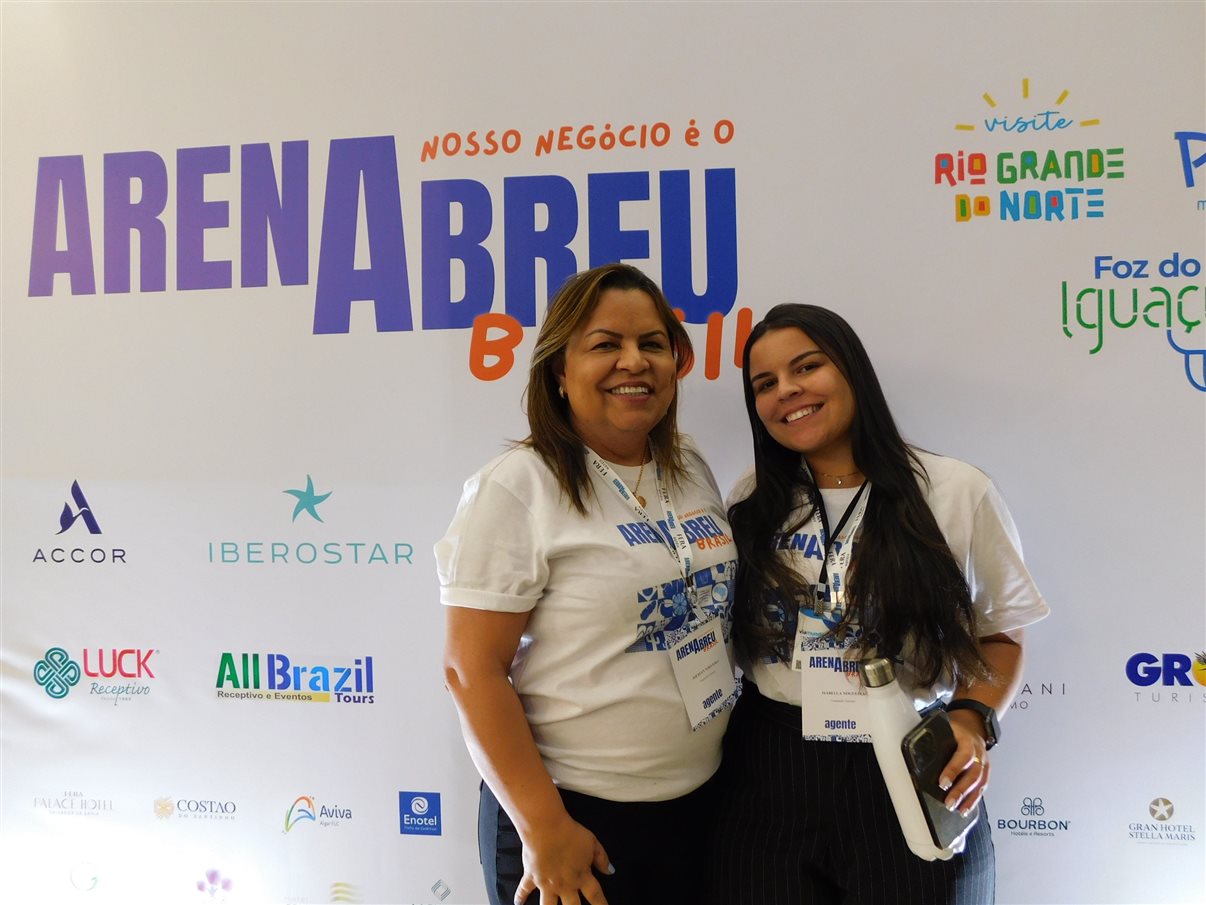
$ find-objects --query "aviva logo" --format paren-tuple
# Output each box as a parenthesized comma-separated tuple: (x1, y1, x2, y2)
(284, 795, 316, 832)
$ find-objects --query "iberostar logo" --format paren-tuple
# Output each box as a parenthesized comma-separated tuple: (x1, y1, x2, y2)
(207, 476, 414, 566)
(57, 480, 101, 534)
(935, 77, 1123, 223)
(284, 474, 331, 522)
(34, 647, 82, 698)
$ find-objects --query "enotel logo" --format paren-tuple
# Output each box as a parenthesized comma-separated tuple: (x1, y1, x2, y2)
(207, 475, 414, 567)
(33, 481, 126, 564)
(399, 791, 442, 836)
(34, 646, 157, 703)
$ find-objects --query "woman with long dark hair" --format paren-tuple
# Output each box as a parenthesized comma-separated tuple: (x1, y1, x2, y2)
(440, 263, 739, 905)
(709, 304, 1048, 904)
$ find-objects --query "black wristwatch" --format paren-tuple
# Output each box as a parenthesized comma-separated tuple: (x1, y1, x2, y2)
(945, 699, 1000, 750)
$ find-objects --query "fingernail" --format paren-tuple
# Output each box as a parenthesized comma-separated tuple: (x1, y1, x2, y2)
(939, 778, 952, 792)
(606, 862, 616, 875)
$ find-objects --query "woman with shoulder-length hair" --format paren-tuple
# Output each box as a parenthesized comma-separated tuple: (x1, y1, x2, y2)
(709, 303, 1049, 905)
(439, 263, 740, 905)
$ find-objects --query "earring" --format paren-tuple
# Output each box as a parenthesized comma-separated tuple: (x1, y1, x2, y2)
(558, 386, 566, 399)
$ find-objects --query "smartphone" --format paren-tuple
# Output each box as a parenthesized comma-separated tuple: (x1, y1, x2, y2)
(901, 711, 979, 850)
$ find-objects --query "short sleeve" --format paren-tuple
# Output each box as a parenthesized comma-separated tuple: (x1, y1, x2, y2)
(435, 469, 549, 613)
(967, 482, 1050, 636)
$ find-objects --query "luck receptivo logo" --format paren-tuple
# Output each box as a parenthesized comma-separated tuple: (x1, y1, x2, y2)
(1129, 797, 1198, 844)
(1126, 649, 1206, 703)
(32, 480, 127, 565)
(207, 474, 414, 566)
(34, 646, 157, 705)
(399, 791, 442, 836)
(215, 651, 375, 703)
(284, 794, 352, 832)
(933, 77, 1123, 224)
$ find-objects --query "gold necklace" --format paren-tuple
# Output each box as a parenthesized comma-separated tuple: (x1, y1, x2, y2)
(633, 456, 648, 508)
(817, 469, 863, 487)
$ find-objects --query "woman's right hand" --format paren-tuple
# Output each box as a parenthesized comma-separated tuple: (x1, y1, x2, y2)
(514, 814, 613, 905)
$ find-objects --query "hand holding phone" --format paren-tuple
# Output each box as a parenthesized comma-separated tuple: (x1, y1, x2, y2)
(901, 711, 979, 851)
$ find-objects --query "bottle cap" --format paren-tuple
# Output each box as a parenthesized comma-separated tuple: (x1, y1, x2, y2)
(858, 657, 896, 688)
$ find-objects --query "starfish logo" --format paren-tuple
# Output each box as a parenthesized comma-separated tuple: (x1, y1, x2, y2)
(34, 647, 82, 699)
(1149, 798, 1174, 821)
(154, 797, 175, 819)
(284, 475, 331, 522)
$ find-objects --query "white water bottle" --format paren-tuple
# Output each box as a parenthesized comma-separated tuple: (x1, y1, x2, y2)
(858, 657, 956, 861)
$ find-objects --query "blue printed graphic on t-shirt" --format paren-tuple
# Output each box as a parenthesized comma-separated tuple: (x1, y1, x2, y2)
(626, 559, 737, 653)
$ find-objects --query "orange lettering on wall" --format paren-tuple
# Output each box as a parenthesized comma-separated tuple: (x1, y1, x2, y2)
(469, 312, 523, 381)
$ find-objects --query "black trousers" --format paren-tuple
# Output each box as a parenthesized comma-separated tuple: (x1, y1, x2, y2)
(479, 775, 715, 905)
(705, 682, 995, 905)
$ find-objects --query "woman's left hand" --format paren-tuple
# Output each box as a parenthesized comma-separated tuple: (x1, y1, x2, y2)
(938, 710, 991, 816)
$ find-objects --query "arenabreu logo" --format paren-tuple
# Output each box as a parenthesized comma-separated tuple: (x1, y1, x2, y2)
(933, 77, 1124, 224)
(284, 794, 352, 832)
(399, 791, 442, 836)
(33, 480, 127, 565)
(207, 475, 414, 566)
(34, 646, 157, 704)
(215, 651, 375, 703)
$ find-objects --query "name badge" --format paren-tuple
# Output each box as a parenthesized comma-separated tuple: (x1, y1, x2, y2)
(796, 608, 870, 741)
(669, 617, 738, 730)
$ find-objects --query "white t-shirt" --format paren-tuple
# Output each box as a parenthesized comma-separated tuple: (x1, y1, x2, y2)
(734, 450, 1050, 712)
(436, 442, 738, 801)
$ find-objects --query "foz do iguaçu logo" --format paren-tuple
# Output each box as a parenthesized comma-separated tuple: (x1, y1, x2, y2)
(933, 78, 1123, 224)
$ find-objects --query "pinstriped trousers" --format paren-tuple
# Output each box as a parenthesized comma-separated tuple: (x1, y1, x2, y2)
(706, 683, 995, 905)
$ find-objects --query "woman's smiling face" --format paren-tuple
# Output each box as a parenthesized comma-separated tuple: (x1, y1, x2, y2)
(748, 326, 857, 470)
(556, 288, 677, 464)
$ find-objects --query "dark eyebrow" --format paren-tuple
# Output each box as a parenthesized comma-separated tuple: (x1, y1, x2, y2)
(584, 328, 669, 340)
(749, 349, 823, 383)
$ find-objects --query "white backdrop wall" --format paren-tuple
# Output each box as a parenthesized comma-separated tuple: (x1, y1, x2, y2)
(2, 3, 1204, 904)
